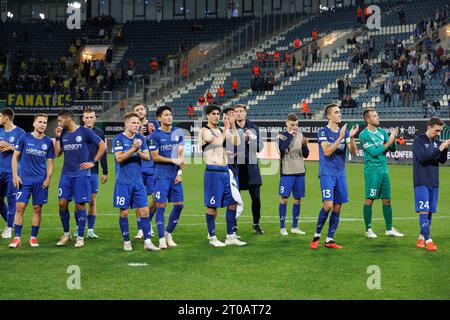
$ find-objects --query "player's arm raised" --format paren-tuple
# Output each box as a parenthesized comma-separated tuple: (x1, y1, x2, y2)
(115, 139, 141, 163)
(438, 139, 450, 164)
(225, 113, 240, 146)
(321, 124, 347, 157)
(347, 124, 359, 156)
(54, 126, 63, 157)
(413, 138, 448, 163)
(11, 150, 22, 189)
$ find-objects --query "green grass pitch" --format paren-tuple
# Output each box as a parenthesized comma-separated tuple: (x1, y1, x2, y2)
(0, 156, 449, 300)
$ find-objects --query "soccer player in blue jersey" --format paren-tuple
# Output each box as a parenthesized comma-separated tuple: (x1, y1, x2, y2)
(412, 117, 449, 251)
(9, 114, 54, 248)
(54, 110, 107, 248)
(149, 106, 186, 249)
(112, 112, 159, 251)
(277, 113, 309, 236)
(132, 103, 157, 240)
(0, 108, 25, 239)
(72, 109, 108, 239)
(198, 104, 246, 247)
(311, 104, 359, 250)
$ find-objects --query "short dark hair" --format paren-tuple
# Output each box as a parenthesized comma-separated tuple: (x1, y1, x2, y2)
(34, 113, 48, 120)
(132, 103, 144, 111)
(124, 112, 139, 122)
(287, 113, 298, 121)
(58, 110, 74, 119)
(324, 103, 339, 116)
(156, 106, 173, 117)
(222, 106, 235, 115)
(0, 108, 14, 121)
(363, 108, 376, 121)
(427, 117, 444, 128)
(205, 104, 221, 115)
(83, 108, 96, 114)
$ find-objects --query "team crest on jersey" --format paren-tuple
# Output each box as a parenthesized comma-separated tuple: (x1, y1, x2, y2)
(76, 136, 82, 142)
(320, 131, 326, 137)
(115, 140, 121, 146)
(41, 144, 48, 151)
(9, 136, 15, 143)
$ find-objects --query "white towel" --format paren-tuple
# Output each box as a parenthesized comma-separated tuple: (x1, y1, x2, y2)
(228, 169, 243, 218)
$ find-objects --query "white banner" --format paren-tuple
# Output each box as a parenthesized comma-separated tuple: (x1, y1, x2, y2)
(1, 0, 7, 23)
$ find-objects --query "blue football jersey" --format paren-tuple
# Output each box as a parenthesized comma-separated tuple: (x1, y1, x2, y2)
(15, 133, 55, 183)
(317, 126, 349, 177)
(0, 126, 25, 173)
(139, 121, 158, 175)
(149, 127, 184, 179)
(112, 132, 148, 184)
(60, 126, 102, 177)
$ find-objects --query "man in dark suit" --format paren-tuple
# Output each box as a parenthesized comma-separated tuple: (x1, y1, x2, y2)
(234, 104, 265, 234)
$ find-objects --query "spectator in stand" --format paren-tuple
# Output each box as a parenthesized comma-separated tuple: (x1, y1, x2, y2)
(356, 6, 363, 24)
(262, 52, 268, 68)
(384, 80, 393, 105)
(187, 103, 195, 119)
(337, 78, 345, 100)
(273, 51, 280, 68)
(284, 52, 290, 64)
(197, 94, 206, 107)
(345, 75, 352, 97)
(402, 80, 411, 107)
(301, 99, 312, 119)
(252, 64, 260, 78)
(393, 80, 401, 106)
(396, 135, 406, 145)
(417, 80, 426, 101)
(311, 29, 318, 41)
(232, 78, 238, 97)
(119, 97, 126, 115)
(217, 85, 225, 98)
(150, 58, 159, 78)
(398, 8, 406, 25)
(341, 95, 357, 109)
(443, 71, 450, 94)
(256, 52, 263, 67)
(206, 90, 213, 104)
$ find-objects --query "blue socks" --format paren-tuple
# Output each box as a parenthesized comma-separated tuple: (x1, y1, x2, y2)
(428, 213, 432, 226)
(327, 212, 340, 239)
(316, 207, 330, 235)
(0, 200, 7, 222)
(140, 217, 151, 240)
(279, 203, 287, 229)
(31, 226, 39, 238)
(76, 209, 87, 237)
(13, 224, 22, 238)
(7, 196, 16, 228)
(226, 208, 236, 235)
(419, 214, 430, 241)
(206, 214, 215, 237)
(74, 211, 80, 226)
(167, 205, 183, 234)
(87, 214, 96, 229)
(292, 204, 301, 228)
(136, 217, 142, 231)
(59, 208, 70, 233)
(155, 206, 165, 238)
(119, 217, 130, 241)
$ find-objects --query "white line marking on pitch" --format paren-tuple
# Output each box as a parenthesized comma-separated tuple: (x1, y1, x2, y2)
(128, 263, 148, 267)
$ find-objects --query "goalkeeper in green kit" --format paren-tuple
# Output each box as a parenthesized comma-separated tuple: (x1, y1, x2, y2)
(359, 108, 404, 238)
